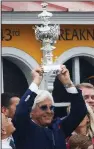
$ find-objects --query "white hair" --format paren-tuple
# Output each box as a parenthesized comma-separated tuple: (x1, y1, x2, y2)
(32, 90, 54, 110)
(86, 103, 94, 139)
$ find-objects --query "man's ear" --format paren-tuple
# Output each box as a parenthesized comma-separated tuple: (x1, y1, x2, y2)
(30, 111, 33, 118)
(1, 107, 9, 117)
(30, 109, 36, 118)
(2, 128, 6, 135)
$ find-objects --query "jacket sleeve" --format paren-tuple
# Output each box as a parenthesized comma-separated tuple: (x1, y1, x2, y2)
(12, 89, 37, 127)
(52, 77, 87, 138)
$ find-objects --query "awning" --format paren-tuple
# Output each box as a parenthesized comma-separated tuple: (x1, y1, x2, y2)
(2, 1, 94, 12)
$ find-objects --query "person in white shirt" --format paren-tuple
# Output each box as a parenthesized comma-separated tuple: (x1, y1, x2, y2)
(1, 113, 16, 149)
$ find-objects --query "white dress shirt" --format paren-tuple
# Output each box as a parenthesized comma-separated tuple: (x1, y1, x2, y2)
(2, 138, 12, 149)
(29, 82, 78, 94)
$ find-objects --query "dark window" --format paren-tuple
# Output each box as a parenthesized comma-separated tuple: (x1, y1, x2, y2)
(3, 58, 28, 97)
(64, 59, 72, 80)
(80, 57, 94, 83)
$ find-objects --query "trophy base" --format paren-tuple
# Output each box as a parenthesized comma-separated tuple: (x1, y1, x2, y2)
(43, 65, 61, 73)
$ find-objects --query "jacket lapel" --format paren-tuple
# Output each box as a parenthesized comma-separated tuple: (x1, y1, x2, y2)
(43, 127, 53, 142)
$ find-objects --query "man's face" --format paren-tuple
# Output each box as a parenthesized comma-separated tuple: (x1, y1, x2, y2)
(2, 113, 15, 137)
(81, 87, 94, 112)
(31, 98, 54, 126)
(8, 97, 20, 118)
(2, 97, 20, 119)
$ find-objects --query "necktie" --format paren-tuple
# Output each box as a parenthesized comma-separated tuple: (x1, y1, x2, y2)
(9, 139, 16, 149)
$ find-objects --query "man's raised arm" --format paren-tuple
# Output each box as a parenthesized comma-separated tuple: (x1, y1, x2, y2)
(52, 65, 87, 138)
(13, 67, 43, 125)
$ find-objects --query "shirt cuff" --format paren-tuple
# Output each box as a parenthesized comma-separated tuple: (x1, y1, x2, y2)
(29, 82, 38, 94)
(66, 87, 78, 94)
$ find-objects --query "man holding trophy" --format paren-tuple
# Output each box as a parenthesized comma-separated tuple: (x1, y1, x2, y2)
(12, 65, 87, 149)
(12, 3, 87, 149)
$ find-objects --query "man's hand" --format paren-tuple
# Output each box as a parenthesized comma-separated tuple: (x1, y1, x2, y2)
(32, 66, 43, 86)
(57, 65, 73, 87)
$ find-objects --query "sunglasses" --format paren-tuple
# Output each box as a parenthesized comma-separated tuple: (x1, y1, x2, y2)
(38, 105, 55, 111)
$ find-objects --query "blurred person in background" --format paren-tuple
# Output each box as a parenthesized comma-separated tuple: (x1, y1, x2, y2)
(66, 103, 94, 149)
(68, 134, 93, 149)
(1, 93, 20, 119)
(76, 83, 94, 112)
(1, 93, 20, 148)
(74, 103, 94, 140)
(1, 113, 16, 149)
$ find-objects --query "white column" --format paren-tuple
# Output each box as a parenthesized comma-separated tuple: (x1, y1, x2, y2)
(72, 57, 80, 85)
(39, 74, 47, 90)
(1, 58, 4, 93)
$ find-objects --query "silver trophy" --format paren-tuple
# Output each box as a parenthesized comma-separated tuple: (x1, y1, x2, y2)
(34, 2, 61, 73)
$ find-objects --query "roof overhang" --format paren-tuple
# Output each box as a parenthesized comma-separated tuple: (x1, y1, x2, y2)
(2, 11, 94, 24)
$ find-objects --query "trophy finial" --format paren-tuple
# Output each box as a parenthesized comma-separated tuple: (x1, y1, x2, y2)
(41, 2, 48, 9)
